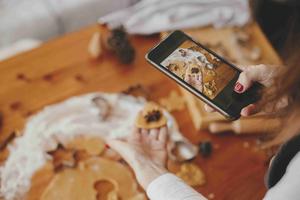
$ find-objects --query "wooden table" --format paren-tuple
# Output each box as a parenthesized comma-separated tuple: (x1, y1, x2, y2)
(0, 24, 277, 200)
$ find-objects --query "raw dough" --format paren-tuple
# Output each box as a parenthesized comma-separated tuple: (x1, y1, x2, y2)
(41, 157, 145, 200)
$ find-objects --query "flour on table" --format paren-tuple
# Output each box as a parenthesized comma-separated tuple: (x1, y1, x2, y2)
(0, 92, 190, 200)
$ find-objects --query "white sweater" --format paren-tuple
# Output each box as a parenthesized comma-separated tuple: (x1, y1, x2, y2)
(146, 152, 300, 200)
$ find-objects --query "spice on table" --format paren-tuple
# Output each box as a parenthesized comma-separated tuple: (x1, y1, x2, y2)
(121, 84, 150, 99)
(199, 141, 213, 157)
(106, 27, 135, 64)
(43, 73, 54, 81)
(10, 101, 22, 111)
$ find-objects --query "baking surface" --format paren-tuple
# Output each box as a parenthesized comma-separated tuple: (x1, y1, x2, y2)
(0, 24, 274, 199)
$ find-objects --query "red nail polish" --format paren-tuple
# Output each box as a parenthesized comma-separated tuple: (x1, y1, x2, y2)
(105, 144, 110, 149)
(234, 82, 244, 93)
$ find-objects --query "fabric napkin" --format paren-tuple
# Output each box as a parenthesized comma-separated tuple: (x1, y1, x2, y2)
(99, 0, 251, 34)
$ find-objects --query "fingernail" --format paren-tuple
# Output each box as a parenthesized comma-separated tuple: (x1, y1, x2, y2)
(105, 144, 110, 149)
(234, 82, 244, 93)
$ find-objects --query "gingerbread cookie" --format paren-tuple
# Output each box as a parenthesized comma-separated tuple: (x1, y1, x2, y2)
(165, 60, 186, 79)
(176, 163, 206, 187)
(184, 64, 203, 92)
(203, 80, 217, 98)
(135, 102, 167, 129)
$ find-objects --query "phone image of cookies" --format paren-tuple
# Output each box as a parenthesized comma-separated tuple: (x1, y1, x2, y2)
(146, 30, 262, 120)
(161, 41, 237, 99)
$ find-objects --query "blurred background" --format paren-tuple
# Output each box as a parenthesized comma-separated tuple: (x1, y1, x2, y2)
(0, 0, 299, 61)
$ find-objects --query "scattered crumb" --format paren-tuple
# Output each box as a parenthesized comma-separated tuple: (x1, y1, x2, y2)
(213, 144, 220, 150)
(256, 139, 262, 145)
(74, 74, 86, 83)
(208, 193, 215, 199)
(24, 111, 34, 117)
(243, 142, 250, 148)
(16, 73, 26, 80)
(16, 73, 30, 82)
(10, 101, 22, 111)
(253, 146, 259, 152)
(159, 90, 185, 112)
(121, 84, 150, 99)
(43, 74, 54, 81)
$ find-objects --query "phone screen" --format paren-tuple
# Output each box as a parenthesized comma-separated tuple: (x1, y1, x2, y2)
(160, 40, 240, 109)
(146, 30, 262, 119)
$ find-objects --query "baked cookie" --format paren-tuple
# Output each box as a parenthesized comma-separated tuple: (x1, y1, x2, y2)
(184, 64, 203, 92)
(135, 102, 167, 129)
(165, 60, 186, 79)
(176, 163, 206, 187)
(203, 80, 217, 99)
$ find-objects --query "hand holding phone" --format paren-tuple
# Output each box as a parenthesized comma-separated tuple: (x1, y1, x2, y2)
(146, 30, 263, 120)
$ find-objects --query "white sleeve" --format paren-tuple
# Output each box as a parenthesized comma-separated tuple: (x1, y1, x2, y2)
(146, 173, 207, 200)
(263, 152, 300, 200)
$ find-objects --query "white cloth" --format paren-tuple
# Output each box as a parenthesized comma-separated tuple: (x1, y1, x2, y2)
(147, 152, 300, 200)
(147, 173, 207, 200)
(99, 0, 251, 35)
(0, 0, 136, 48)
(0, 93, 191, 200)
(0, 39, 41, 61)
(263, 151, 300, 200)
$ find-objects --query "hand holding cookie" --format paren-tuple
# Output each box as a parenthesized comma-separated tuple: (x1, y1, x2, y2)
(105, 127, 168, 189)
(106, 102, 169, 189)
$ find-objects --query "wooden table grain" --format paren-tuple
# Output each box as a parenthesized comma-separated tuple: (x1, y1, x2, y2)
(0, 24, 276, 200)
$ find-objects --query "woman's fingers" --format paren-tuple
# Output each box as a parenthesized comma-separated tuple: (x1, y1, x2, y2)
(141, 128, 149, 142)
(158, 126, 168, 144)
(234, 70, 253, 93)
(241, 104, 258, 116)
(204, 104, 216, 112)
(149, 129, 159, 140)
(234, 65, 259, 93)
(236, 65, 247, 71)
(130, 127, 141, 141)
(235, 64, 275, 93)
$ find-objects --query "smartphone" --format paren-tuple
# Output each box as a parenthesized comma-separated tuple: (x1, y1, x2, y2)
(145, 30, 262, 120)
